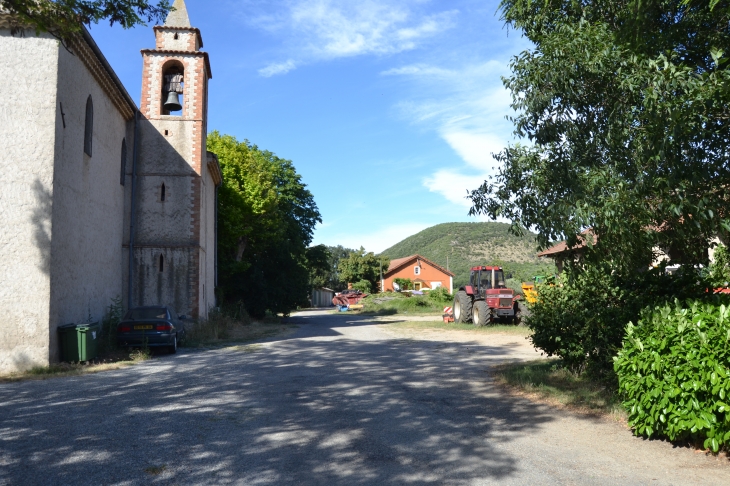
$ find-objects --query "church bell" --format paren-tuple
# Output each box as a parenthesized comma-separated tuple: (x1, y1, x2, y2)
(164, 91, 182, 112)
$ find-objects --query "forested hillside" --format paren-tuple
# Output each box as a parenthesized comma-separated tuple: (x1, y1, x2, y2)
(379, 222, 555, 288)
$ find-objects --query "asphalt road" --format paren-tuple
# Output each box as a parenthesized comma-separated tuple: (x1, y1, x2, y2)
(1, 310, 729, 485)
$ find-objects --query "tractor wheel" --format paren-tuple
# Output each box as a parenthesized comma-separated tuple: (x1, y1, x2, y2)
(473, 301, 490, 327)
(512, 302, 521, 325)
(453, 291, 473, 323)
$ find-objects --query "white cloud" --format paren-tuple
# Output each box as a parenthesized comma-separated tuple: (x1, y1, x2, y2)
(240, 0, 458, 76)
(422, 169, 480, 208)
(383, 60, 517, 210)
(441, 131, 505, 171)
(258, 59, 297, 77)
(380, 63, 453, 77)
(316, 222, 432, 254)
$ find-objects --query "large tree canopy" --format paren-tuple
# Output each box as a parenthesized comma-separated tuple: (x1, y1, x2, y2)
(207, 131, 321, 317)
(469, 0, 730, 270)
(339, 248, 389, 294)
(0, 0, 171, 42)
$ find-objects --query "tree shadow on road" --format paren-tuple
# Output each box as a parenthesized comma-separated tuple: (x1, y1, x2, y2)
(0, 315, 579, 485)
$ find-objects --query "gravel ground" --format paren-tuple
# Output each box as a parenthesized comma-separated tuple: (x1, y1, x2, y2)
(0, 309, 729, 485)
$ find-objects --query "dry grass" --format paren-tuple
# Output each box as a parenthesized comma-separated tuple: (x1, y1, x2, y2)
(491, 359, 626, 421)
(381, 319, 532, 336)
(184, 318, 295, 348)
(182, 307, 295, 348)
(0, 350, 152, 383)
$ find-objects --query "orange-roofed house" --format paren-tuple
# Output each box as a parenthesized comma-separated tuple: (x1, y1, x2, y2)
(382, 255, 454, 293)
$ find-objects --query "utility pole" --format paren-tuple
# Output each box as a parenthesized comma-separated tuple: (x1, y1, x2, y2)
(379, 259, 383, 293)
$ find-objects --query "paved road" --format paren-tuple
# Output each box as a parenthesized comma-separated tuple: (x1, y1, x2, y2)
(1, 310, 729, 485)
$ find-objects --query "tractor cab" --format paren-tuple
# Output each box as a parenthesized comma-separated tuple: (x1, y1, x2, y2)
(470, 266, 508, 298)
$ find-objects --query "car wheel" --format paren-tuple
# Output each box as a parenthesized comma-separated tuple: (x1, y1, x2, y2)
(169, 334, 177, 354)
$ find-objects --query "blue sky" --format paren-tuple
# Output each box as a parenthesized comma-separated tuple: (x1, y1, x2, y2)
(89, 0, 530, 253)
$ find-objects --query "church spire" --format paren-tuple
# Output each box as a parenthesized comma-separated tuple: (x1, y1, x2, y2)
(164, 0, 191, 28)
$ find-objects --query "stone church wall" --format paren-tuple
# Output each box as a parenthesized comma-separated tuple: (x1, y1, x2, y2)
(0, 30, 59, 371)
(46, 45, 131, 364)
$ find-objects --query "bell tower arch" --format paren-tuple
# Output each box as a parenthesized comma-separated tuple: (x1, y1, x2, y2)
(127, 0, 217, 318)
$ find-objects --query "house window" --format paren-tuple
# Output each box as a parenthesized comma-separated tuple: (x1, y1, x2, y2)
(120, 139, 127, 186)
(414, 266, 421, 275)
(84, 96, 93, 156)
(160, 183, 166, 201)
(159, 254, 164, 272)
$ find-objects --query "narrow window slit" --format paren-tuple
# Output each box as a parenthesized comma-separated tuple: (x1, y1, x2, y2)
(159, 255, 164, 272)
(161, 183, 166, 201)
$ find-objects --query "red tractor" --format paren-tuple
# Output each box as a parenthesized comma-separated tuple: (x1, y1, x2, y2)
(453, 266, 520, 326)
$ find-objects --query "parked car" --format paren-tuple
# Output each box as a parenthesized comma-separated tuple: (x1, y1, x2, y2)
(117, 306, 187, 353)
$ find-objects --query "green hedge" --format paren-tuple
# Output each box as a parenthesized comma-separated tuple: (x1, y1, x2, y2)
(526, 265, 708, 378)
(614, 300, 730, 452)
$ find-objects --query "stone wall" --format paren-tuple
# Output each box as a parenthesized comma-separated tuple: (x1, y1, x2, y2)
(0, 30, 58, 371)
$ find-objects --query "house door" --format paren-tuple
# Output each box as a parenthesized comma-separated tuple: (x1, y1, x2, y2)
(414, 282, 422, 291)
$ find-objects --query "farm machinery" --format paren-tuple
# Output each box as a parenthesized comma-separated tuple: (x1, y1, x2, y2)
(521, 275, 547, 305)
(453, 266, 521, 326)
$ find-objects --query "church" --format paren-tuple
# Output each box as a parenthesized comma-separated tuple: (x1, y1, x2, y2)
(0, 0, 219, 372)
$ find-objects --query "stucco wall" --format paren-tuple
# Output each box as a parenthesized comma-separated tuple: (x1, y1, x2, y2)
(46, 43, 131, 363)
(0, 30, 59, 371)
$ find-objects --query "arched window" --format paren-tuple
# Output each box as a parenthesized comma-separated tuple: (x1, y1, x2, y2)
(84, 96, 93, 156)
(159, 254, 164, 272)
(160, 183, 166, 202)
(120, 139, 127, 186)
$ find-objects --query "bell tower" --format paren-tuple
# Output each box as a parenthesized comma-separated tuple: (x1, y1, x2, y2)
(127, 0, 218, 318)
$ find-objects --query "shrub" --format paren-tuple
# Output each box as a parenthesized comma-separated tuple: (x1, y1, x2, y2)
(99, 296, 123, 354)
(184, 307, 252, 345)
(614, 299, 730, 452)
(708, 244, 730, 287)
(527, 265, 708, 379)
(352, 279, 372, 293)
(393, 278, 412, 290)
(427, 286, 452, 303)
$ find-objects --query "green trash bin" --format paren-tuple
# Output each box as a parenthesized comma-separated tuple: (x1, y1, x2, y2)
(58, 322, 100, 362)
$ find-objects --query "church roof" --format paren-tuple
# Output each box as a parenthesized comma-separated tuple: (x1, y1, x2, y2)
(77, 27, 137, 120)
(165, 0, 191, 28)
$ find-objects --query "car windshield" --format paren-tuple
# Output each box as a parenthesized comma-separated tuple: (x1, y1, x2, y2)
(124, 308, 168, 320)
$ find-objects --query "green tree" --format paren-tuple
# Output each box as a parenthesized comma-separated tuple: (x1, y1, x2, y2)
(1, 0, 172, 42)
(468, 0, 730, 272)
(324, 245, 354, 290)
(207, 131, 321, 318)
(305, 245, 331, 289)
(339, 248, 389, 294)
(708, 244, 730, 286)
(351, 280, 371, 293)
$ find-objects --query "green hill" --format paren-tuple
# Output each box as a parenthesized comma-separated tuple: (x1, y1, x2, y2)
(379, 222, 555, 289)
